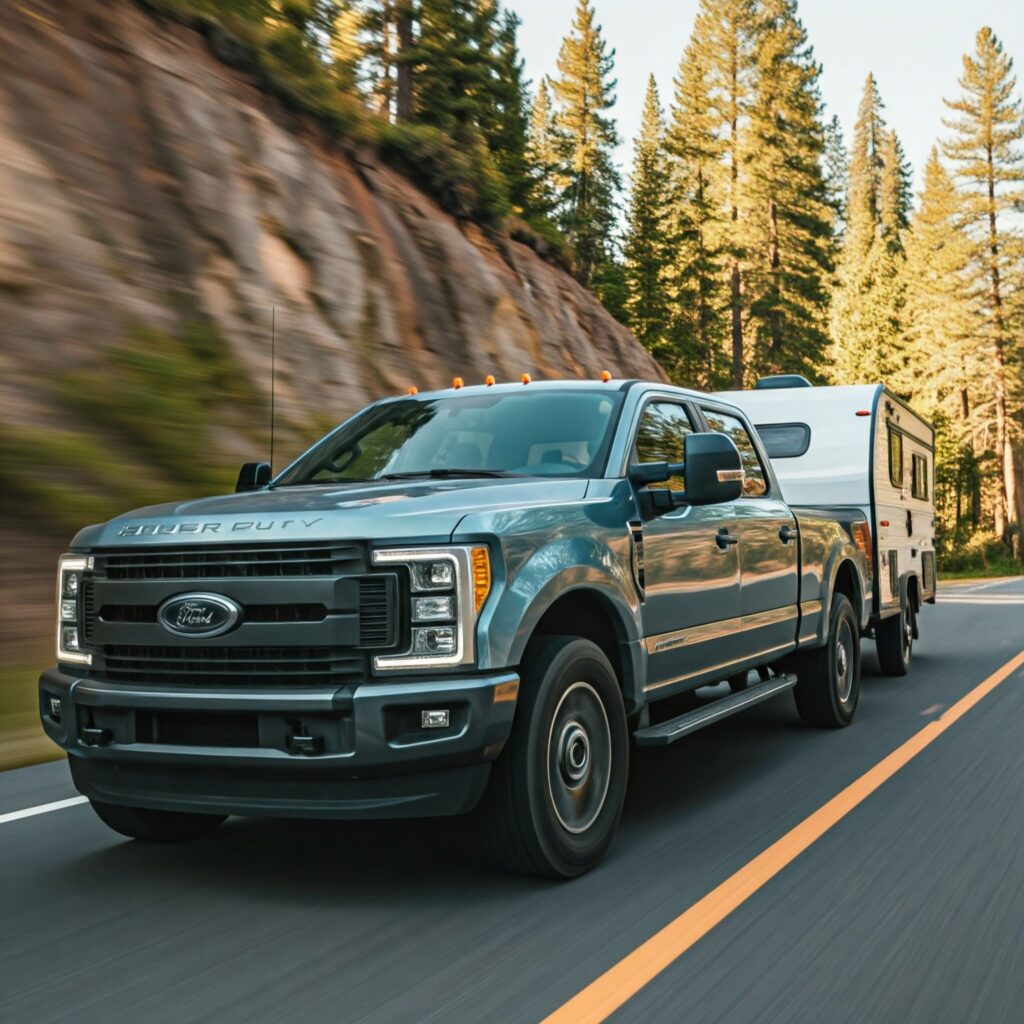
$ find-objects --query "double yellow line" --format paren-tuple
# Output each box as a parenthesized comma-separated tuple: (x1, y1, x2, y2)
(545, 650, 1024, 1023)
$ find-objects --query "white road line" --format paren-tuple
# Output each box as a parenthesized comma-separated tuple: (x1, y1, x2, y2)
(0, 796, 88, 825)
(939, 597, 1024, 605)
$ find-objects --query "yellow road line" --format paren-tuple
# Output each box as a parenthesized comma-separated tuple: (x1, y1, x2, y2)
(544, 649, 1024, 1024)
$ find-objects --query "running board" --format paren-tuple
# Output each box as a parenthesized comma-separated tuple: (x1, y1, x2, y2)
(634, 673, 798, 747)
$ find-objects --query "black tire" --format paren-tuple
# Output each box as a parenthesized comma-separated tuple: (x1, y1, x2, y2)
(480, 636, 629, 878)
(789, 593, 860, 728)
(876, 595, 913, 676)
(90, 800, 226, 842)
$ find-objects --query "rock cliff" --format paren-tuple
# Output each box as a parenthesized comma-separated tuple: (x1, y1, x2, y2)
(0, 0, 663, 660)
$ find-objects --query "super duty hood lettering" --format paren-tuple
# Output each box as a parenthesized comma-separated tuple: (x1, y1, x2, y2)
(118, 518, 323, 537)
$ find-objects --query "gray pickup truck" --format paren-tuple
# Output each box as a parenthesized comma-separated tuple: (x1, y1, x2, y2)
(42, 379, 872, 876)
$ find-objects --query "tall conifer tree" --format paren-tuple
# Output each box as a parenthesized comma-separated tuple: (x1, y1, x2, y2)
(551, 0, 622, 286)
(624, 76, 672, 352)
(665, 35, 727, 388)
(745, 0, 834, 380)
(943, 27, 1024, 543)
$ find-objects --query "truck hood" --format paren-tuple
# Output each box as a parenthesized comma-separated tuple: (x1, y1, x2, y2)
(72, 478, 591, 548)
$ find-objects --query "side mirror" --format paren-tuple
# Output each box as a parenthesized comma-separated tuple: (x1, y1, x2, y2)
(235, 462, 272, 493)
(682, 432, 744, 505)
(629, 432, 743, 517)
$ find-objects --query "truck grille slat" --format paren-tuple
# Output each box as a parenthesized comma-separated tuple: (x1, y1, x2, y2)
(100, 543, 362, 579)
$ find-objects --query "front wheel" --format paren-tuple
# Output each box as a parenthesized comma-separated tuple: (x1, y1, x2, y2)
(90, 800, 226, 842)
(789, 593, 861, 728)
(480, 636, 629, 878)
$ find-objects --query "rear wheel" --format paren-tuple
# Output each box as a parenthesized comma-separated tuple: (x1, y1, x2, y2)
(481, 636, 629, 878)
(789, 593, 861, 728)
(90, 800, 226, 842)
(876, 594, 913, 676)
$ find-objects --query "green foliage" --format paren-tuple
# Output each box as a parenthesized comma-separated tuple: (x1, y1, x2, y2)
(551, 0, 622, 286)
(624, 76, 672, 349)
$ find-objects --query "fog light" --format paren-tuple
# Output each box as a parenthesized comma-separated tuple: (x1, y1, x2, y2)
(412, 626, 456, 655)
(411, 560, 455, 591)
(421, 709, 450, 729)
(61, 599, 78, 622)
(63, 572, 80, 597)
(62, 626, 81, 651)
(412, 595, 455, 622)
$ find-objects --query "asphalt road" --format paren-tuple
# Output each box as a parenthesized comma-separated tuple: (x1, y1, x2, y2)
(3, 578, 1023, 1024)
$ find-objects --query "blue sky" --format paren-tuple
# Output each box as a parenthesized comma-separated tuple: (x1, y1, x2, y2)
(507, 0, 1024, 198)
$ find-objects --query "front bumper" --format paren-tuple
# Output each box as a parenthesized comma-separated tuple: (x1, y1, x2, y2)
(39, 668, 519, 819)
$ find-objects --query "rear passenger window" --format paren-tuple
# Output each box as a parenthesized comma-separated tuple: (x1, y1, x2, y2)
(634, 401, 694, 490)
(755, 423, 810, 458)
(702, 409, 768, 497)
(888, 427, 904, 487)
(911, 453, 929, 499)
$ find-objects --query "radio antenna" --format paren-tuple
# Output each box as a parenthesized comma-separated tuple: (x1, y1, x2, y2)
(270, 306, 276, 474)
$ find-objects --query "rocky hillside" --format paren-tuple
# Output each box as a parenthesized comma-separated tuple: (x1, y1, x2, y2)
(0, 0, 663, 662)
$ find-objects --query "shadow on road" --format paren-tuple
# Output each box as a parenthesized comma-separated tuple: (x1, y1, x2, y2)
(45, 641, 923, 900)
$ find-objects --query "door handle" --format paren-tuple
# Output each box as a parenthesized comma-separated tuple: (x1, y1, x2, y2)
(716, 528, 739, 549)
(779, 525, 798, 544)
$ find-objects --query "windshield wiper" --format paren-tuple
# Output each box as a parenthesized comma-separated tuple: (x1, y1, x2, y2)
(377, 469, 521, 480)
(271, 478, 372, 488)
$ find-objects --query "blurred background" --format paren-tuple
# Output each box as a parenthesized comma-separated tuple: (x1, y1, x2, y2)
(1, 0, 1021, 770)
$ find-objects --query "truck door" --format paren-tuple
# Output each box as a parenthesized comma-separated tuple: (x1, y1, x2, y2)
(630, 398, 742, 693)
(701, 406, 799, 664)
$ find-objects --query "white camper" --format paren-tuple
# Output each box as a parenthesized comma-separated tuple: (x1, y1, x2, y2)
(717, 377, 936, 675)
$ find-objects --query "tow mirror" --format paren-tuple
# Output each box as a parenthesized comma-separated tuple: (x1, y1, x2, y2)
(235, 462, 272, 493)
(629, 432, 743, 517)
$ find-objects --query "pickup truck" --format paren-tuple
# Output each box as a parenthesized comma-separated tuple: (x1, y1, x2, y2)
(41, 378, 873, 877)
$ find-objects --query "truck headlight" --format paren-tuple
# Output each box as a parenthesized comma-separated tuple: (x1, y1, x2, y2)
(371, 546, 490, 670)
(56, 554, 93, 666)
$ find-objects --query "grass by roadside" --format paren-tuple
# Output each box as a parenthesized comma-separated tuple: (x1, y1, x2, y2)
(0, 663, 62, 772)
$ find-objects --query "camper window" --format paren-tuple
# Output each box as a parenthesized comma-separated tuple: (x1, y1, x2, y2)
(755, 423, 811, 459)
(912, 453, 929, 500)
(888, 427, 904, 487)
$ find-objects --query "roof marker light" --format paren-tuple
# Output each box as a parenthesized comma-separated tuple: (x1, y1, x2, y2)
(521, 373, 532, 384)
(484, 375, 495, 386)
(408, 385, 419, 395)
(856, 410, 870, 417)
(452, 377, 464, 389)
(600, 370, 612, 382)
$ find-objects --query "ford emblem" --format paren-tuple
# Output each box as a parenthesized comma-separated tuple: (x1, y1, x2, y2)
(157, 593, 240, 638)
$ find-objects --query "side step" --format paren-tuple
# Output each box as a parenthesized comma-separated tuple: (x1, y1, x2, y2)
(634, 673, 798, 747)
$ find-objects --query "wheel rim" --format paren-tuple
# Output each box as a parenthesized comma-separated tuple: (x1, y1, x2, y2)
(546, 681, 612, 835)
(835, 620, 854, 703)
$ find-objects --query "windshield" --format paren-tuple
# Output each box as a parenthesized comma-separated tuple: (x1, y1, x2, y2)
(274, 390, 623, 486)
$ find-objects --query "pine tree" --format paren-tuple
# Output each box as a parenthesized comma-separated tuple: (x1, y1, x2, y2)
(822, 114, 848, 237)
(360, 1, 414, 119)
(329, 2, 364, 93)
(690, 0, 758, 387)
(744, 0, 834, 381)
(551, 0, 622, 286)
(624, 76, 672, 351)
(665, 34, 727, 388)
(483, 10, 533, 212)
(899, 149, 979, 426)
(525, 78, 562, 218)
(831, 74, 910, 385)
(943, 26, 1024, 545)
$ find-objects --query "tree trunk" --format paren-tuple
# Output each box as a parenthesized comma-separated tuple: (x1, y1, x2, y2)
(395, 4, 414, 122)
(986, 144, 1011, 540)
(730, 261, 743, 388)
(768, 197, 782, 362)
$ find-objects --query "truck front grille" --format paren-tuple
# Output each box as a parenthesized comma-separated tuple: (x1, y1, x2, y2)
(99, 645, 363, 687)
(100, 542, 362, 580)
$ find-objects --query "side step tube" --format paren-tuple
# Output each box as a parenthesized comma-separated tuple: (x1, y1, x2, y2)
(634, 673, 797, 747)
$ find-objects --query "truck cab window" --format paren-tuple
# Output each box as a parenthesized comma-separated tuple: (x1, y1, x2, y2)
(633, 401, 694, 489)
(911, 453, 929, 499)
(702, 409, 768, 497)
(888, 427, 904, 487)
